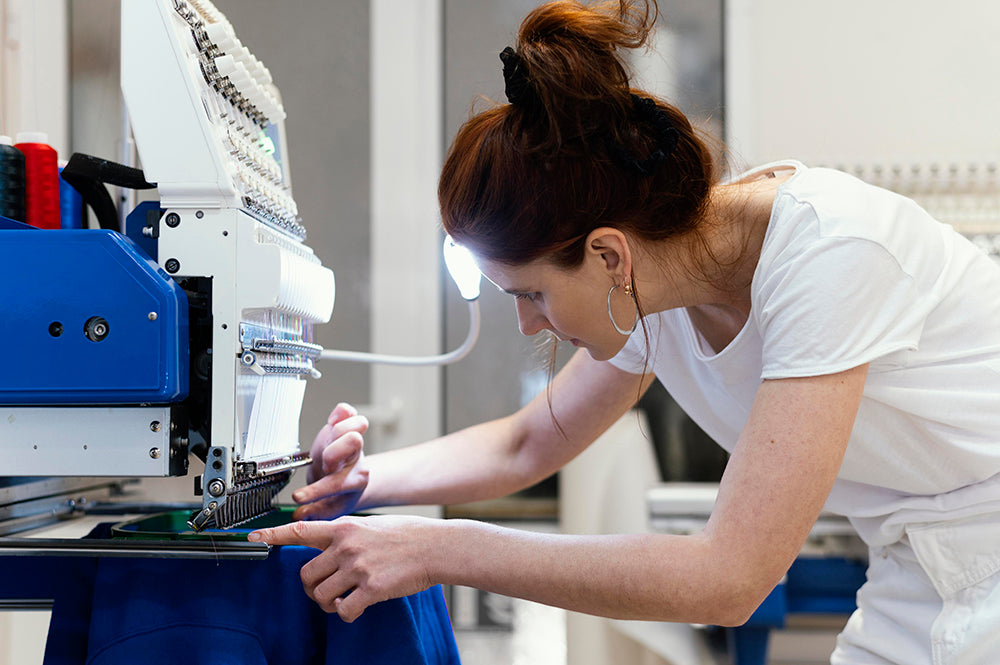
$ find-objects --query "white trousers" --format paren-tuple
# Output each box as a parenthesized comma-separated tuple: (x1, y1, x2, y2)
(831, 512, 1000, 665)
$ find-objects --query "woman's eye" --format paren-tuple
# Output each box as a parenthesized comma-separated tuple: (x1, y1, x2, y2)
(515, 292, 539, 302)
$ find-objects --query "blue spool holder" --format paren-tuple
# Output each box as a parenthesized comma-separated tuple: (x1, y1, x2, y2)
(58, 167, 84, 229)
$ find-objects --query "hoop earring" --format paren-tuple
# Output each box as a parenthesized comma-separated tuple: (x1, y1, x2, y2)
(607, 284, 639, 336)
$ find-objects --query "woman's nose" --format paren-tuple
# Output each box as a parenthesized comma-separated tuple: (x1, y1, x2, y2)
(515, 300, 547, 337)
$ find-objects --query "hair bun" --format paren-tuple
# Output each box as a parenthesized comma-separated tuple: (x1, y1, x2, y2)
(511, 1, 659, 152)
(519, 0, 655, 50)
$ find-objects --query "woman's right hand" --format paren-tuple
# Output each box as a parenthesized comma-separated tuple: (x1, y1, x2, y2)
(292, 403, 370, 521)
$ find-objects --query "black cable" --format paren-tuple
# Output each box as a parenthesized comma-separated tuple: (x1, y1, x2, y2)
(59, 153, 157, 231)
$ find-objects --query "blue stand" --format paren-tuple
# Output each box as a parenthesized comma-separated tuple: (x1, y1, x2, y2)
(727, 556, 866, 665)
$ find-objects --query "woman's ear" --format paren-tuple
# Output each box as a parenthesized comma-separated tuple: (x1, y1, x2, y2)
(585, 227, 632, 281)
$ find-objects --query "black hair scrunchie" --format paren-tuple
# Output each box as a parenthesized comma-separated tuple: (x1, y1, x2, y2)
(499, 47, 535, 107)
(608, 94, 680, 177)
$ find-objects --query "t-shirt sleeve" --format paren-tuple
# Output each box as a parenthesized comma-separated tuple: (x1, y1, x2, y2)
(755, 235, 926, 379)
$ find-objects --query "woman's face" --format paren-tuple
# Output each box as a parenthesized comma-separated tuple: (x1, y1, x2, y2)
(477, 256, 633, 362)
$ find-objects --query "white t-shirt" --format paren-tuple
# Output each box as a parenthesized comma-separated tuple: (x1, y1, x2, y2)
(609, 160, 1000, 546)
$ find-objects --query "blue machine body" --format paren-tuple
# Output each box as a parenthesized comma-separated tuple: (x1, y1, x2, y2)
(0, 217, 188, 404)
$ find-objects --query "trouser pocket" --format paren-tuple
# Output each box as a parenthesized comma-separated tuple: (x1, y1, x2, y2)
(905, 513, 1000, 665)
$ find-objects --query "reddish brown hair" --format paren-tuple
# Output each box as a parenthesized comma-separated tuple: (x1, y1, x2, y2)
(439, 0, 717, 272)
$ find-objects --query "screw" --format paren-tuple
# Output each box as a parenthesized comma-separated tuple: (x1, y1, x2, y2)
(148, 312, 158, 321)
(165, 258, 180, 273)
(195, 210, 205, 219)
(149, 447, 161, 459)
(165, 212, 181, 227)
(150, 421, 161, 432)
(207, 479, 226, 497)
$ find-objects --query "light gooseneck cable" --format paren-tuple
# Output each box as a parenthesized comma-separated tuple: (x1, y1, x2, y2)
(319, 300, 480, 366)
(318, 236, 482, 367)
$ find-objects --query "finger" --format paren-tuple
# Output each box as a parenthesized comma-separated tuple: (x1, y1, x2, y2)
(294, 457, 367, 506)
(291, 492, 359, 521)
(321, 429, 365, 475)
(248, 521, 331, 549)
(326, 416, 369, 452)
(292, 442, 368, 503)
(292, 474, 365, 518)
(327, 402, 358, 426)
(307, 424, 336, 483)
(335, 588, 374, 623)
(307, 420, 366, 484)
(309, 417, 366, 463)
(311, 571, 357, 613)
(299, 547, 343, 590)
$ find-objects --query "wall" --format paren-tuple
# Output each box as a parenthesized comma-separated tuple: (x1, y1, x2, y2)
(725, 0, 1000, 232)
(0, 0, 69, 152)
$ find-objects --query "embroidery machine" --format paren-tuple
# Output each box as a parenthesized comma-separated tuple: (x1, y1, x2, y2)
(0, 0, 333, 536)
(0, 0, 481, 546)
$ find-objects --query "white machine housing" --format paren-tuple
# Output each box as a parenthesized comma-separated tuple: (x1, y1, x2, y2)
(120, 0, 335, 528)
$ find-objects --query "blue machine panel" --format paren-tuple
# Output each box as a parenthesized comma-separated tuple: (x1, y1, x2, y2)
(0, 221, 188, 403)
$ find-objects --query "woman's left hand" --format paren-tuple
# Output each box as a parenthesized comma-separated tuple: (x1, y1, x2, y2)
(249, 515, 437, 622)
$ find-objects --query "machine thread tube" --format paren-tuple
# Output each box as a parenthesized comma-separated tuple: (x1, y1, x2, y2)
(0, 136, 26, 223)
(15, 132, 61, 229)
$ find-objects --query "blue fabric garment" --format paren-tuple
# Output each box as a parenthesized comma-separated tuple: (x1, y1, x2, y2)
(40, 524, 461, 665)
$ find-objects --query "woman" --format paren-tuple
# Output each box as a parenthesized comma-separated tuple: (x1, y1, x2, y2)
(250, 1, 1000, 662)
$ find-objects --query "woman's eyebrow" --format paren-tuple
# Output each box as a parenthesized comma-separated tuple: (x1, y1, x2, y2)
(496, 284, 531, 295)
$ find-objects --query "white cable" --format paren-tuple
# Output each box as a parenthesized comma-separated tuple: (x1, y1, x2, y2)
(318, 300, 480, 366)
